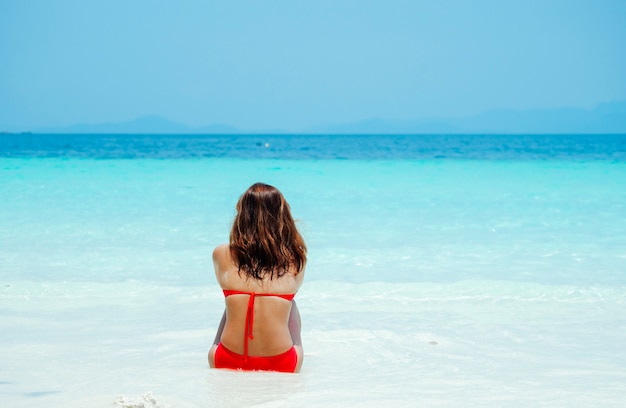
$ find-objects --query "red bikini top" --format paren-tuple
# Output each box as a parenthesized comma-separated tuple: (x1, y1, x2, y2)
(223, 289, 295, 360)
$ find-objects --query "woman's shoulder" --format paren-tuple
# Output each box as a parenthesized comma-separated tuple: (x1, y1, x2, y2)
(212, 244, 236, 283)
(212, 243, 230, 261)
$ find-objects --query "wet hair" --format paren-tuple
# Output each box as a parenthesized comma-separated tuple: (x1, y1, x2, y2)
(229, 183, 307, 280)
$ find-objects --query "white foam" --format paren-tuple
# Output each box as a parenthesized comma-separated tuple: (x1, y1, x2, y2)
(115, 392, 167, 408)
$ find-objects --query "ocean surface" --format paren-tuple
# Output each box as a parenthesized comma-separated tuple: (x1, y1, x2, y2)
(1, 133, 625, 407)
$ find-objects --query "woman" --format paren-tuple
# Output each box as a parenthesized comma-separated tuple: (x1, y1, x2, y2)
(208, 183, 307, 373)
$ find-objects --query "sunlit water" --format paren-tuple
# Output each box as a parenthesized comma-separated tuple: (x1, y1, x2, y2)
(1, 134, 625, 407)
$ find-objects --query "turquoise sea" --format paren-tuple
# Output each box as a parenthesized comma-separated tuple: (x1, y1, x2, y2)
(1, 134, 625, 407)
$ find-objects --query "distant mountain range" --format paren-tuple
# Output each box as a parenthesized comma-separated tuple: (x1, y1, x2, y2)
(21, 100, 626, 134)
(34, 115, 240, 134)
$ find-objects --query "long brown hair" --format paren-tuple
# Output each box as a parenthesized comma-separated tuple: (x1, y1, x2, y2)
(229, 183, 307, 280)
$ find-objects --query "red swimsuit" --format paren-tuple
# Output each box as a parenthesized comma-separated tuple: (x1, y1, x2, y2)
(213, 289, 298, 373)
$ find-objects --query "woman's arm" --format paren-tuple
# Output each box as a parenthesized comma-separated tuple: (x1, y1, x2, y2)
(288, 300, 302, 346)
(212, 310, 227, 345)
(208, 310, 226, 367)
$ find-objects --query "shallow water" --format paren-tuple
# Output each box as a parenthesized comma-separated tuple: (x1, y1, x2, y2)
(1, 134, 625, 406)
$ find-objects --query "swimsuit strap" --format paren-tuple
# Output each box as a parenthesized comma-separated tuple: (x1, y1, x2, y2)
(222, 289, 295, 360)
(223, 289, 295, 301)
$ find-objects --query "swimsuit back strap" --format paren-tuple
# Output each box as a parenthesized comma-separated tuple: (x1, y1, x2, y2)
(222, 289, 295, 301)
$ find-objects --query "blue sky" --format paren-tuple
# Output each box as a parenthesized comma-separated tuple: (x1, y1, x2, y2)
(1, 0, 625, 132)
